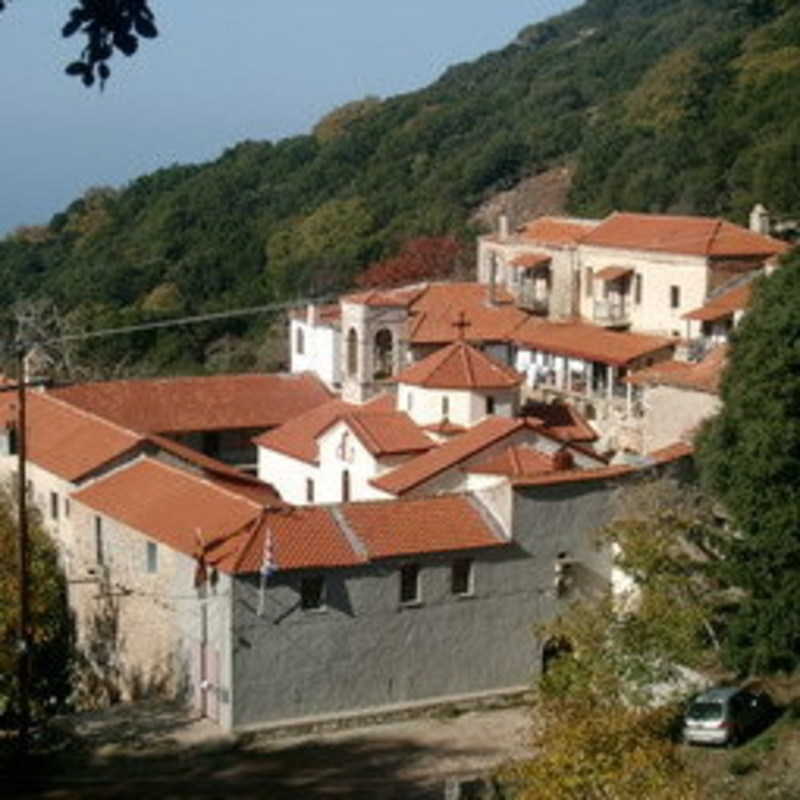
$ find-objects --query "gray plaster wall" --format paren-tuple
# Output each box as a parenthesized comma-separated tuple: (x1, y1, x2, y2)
(229, 477, 621, 729)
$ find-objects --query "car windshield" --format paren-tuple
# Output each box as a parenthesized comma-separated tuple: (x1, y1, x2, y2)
(688, 701, 724, 720)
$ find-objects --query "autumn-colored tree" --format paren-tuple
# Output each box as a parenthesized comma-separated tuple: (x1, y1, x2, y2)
(500, 477, 725, 800)
(0, 486, 73, 724)
(356, 236, 464, 289)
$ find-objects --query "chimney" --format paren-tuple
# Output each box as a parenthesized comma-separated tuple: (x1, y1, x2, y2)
(498, 213, 509, 240)
(306, 303, 319, 326)
(749, 203, 770, 235)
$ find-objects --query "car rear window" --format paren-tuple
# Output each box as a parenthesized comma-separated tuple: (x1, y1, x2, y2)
(688, 701, 724, 720)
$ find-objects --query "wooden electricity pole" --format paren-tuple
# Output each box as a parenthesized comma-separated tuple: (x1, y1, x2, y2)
(15, 342, 31, 753)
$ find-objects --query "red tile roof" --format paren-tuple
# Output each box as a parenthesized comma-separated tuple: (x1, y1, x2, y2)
(595, 266, 633, 282)
(407, 283, 529, 345)
(341, 494, 505, 559)
(514, 318, 674, 367)
(253, 393, 395, 465)
(648, 441, 694, 464)
(145, 433, 283, 506)
(511, 464, 636, 487)
(289, 303, 342, 324)
(683, 283, 752, 322)
(73, 458, 263, 568)
(511, 252, 551, 270)
(371, 416, 526, 496)
(467, 444, 574, 477)
(395, 341, 523, 390)
(422, 419, 468, 437)
(233, 507, 367, 572)
(23, 393, 143, 482)
(518, 401, 598, 442)
(518, 216, 598, 246)
(343, 285, 427, 308)
(580, 212, 789, 258)
(327, 412, 435, 457)
(626, 346, 727, 394)
(49, 372, 333, 434)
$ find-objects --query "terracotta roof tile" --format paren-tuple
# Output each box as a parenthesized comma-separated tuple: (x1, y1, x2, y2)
(407, 283, 529, 345)
(580, 212, 789, 257)
(511, 464, 636, 487)
(233, 507, 367, 572)
(145, 433, 284, 506)
(341, 494, 505, 559)
(518, 216, 598, 246)
(511, 252, 551, 270)
(371, 416, 524, 495)
(342, 285, 427, 307)
(626, 346, 727, 394)
(336, 412, 435, 457)
(253, 393, 394, 464)
(395, 341, 523, 390)
(49, 372, 333, 434)
(289, 303, 342, 324)
(23, 393, 143, 482)
(683, 283, 752, 322)
(467, 444, 574, 477)
(422, 420, 468, 436)
(648, 442, 694, 464)
(518, 401, 598, 442)
(72, 458, 263, 571)
(514, 318, 673, 367)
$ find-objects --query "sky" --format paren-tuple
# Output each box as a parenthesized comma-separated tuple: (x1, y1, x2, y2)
(0, 0, 577, 236)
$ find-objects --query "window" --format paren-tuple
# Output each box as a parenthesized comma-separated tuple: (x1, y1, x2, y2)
(341, 470, 350, 503)
(300, 575, 325, 610)
(585, 267, 594, 298)
(451, 558, 473, 596)
(50, 491, 59, 520)
(441, 396, 450, 417)
(346, 328, 358, 376)
(670, 285, 680, 309)
(634, 274, 643, 305)
(146, 541, 158, 573)
(486, 396, 496, 415)
(64, 497, 70, 518)
(399, 563, 420, 604)
(295, 326, 305, 355)
(407, 391, 413, 412)
(94, 516, 104, 566)
(305, 478, 315, 504)
(373, 328, 393, 379)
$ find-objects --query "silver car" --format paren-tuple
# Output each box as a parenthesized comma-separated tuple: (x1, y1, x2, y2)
(683, 686, 771, 746)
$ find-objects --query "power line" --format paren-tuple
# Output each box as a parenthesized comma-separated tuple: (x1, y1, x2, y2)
(42, 293, 338, 345)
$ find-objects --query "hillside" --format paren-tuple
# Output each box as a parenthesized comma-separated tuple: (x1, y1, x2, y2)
(1, 0, 799, 375)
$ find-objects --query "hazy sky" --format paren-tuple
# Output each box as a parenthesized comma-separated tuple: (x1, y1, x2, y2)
(0, 0, 577, 236)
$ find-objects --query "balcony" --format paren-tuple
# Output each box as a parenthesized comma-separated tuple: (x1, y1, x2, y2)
(592, 298, 631, 327)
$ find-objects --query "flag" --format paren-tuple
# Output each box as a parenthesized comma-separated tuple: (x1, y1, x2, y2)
(257, 524, 276, 616)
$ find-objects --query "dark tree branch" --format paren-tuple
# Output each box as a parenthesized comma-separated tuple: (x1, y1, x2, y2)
(0, 1, 158, 88)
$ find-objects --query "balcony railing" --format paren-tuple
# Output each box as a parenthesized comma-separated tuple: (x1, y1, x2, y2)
(518, 288, 550, 315)
(593, 299, 630, 326)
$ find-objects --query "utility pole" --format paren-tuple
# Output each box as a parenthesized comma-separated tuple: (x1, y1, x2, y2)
(15, 341, 31, 754)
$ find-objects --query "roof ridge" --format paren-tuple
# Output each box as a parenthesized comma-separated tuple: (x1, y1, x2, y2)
(40, 391, 143, 441)
(345, 413, 382, 453)
(461, 341, 476, 386)
(330, 506, 369, 560)
(707, 218, 724, 256)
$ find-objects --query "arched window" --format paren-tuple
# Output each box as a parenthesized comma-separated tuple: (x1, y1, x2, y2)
(373, 328, 393, 379)
(346, 328, 358, 376)
(295, 326, 305, 355)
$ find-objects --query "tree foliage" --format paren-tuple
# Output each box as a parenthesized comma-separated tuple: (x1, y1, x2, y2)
(356, 236, 464, 289)
(697, 251, 800, 675)
(1, 0, 800, 374)
(0, 486, 73, 724)
(500, 477, 724, 799)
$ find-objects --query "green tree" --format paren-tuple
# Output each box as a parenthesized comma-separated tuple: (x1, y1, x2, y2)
(0, 485, 73, 724)
(500, 477, 723, 799)
(697, 251, 800, 674)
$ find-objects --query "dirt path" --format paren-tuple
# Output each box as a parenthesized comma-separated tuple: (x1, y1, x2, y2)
(9, 702, 533, 799)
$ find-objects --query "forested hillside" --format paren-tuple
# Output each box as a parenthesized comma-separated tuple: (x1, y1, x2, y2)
(2, 0, 798, 375)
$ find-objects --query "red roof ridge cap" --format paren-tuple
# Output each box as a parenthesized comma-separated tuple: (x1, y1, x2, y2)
(230, 508, 271, 572)
(345, 413, 382, 454)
